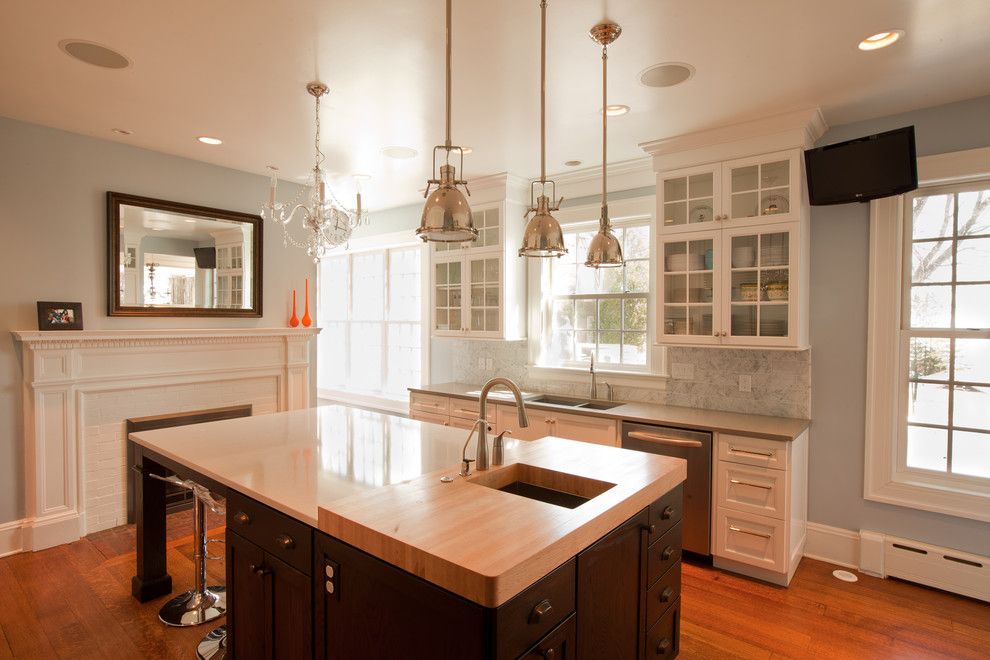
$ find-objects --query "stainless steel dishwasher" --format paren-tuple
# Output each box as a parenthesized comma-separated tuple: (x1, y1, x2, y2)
(621, 422, 712, 555)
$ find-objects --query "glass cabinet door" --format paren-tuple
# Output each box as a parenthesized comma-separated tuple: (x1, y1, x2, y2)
(661, 234, 717, 341)
(432, 206, 501, 253)
(724, 154, 793, 223)
(467, 256, 500, 333)
(725, 229, 791, 340)
(433, 260, 462, 332)
(661, 166, 720, 233)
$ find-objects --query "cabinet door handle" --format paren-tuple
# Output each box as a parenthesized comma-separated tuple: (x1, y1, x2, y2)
(657, 637, 672, 654)
(233, 511, 250, 525)
(660, 586, 674, 602)
(250, 564, 271, 576)
(729, 524, 772, 539)
(529, 598, 553, 623)
(661, 505, 675, 520)
(275, 533, 296, 550)
(661, 546, 674, 560)
(543, 648, 556, 659)
(730, 478, 772, 490)
(627, 431, 703, 448)
(729, 446, 775, 458)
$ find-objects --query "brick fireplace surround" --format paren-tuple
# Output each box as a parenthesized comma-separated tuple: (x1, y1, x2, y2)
(11, 328, 319, 551)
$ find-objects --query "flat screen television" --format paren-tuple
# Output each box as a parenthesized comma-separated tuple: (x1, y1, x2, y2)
(193, 247, 217, 269)
(804, 126, 918, 205)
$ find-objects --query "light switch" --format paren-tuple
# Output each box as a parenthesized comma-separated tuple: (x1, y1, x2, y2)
(738, 374, 752, 393)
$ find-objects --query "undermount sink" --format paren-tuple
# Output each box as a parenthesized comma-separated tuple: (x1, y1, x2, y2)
(527, 395, 622, 411)
(467, 463, 615, 509)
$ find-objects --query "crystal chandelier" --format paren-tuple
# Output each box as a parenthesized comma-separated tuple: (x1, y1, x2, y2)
(261, 82, 370, 262)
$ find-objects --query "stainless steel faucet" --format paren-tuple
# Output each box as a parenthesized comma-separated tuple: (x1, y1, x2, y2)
(471, 377, 529, 472)
(589, 354, 597, 399)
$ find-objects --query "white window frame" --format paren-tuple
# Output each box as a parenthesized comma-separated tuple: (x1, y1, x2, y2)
(317, 231, 430, 413)
(865, 146, 990, 522)
(527, 196, 668, 387)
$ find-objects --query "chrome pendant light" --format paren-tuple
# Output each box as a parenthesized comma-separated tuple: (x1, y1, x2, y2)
(418, 0, 477, 243)
(585, 21, 624, 268)
(519, 0, 566, 258)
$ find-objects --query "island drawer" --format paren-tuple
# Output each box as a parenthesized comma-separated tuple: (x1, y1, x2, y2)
(647, 522, 682, 587)
(648, 483, 684, 542)
(227, 491, 313, 575)
(492, 558, 576, 660)
(645, 561, 681, 627)
(519, 613, 576, 659)
(645, 597, 680, 658)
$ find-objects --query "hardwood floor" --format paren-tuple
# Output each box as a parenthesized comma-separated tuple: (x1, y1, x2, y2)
(0, 521, 987, 659)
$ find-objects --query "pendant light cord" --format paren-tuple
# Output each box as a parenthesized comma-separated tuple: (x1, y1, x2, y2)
(540, 0, 547, 184)
(445, 0, 452, 149)
(601, 42, 608, 225)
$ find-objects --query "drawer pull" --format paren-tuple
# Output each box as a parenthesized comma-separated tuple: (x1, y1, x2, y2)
(659, 586, 674, 603)
(729, 524, 772, 539)
(233, 511, 250, 525)
(528, 598, 553, 624)
(250, 564, 271, 577)
(729, 478, 772, 490)
(628, 431, 703, 448)
(661, 546, 674, 561)
(729, 446, 775, 458)
(660, 506, 675, 520)
(642, 523, 657, 535)
(454, 408, 477, 415)
(275, 533, 296, 550)
(543, 648, 556, 660)
(657, 637, 672, 654)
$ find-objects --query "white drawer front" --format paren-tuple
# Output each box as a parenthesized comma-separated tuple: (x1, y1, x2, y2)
(449, 398, 482, 421)
(549, 411, 618, 446)
(497, 406, 550, 441)
(448, 415, 477, 430)
(714, 508, 786, 573)
(409, 393, 450, 417)
(717, 463, 787, 520)
(718, 433, 788, 470)
(409, 409, 449, 426)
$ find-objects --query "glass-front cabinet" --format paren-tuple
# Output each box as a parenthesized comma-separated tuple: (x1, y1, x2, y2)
(658, 150, 799, 235)
(722, 226, 796, 345)
(661, 232, 719, 344)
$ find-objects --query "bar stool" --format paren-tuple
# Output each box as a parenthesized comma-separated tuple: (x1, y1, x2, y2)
(151, 475, 226, 627)
(196, 624, 227, 660)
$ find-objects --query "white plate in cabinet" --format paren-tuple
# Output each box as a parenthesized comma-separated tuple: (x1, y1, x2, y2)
(550, 411, 618, 447)
(717, 433, 788, 470)
(409, 393, 450, 418)
(714, 508, 786, 574)
(717, 463, 787, 520)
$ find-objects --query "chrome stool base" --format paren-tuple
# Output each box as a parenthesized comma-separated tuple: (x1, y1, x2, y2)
(158, 585, 226, 627)
(196, 625, 227, 660)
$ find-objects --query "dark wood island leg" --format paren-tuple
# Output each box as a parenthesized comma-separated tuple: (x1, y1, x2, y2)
(130, 444, 173, 601)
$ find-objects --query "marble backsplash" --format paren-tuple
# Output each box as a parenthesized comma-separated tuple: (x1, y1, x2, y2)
(434, 339, 811, 420)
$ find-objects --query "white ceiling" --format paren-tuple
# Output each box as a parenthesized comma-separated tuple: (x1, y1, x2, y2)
(3, 0, 989, 211)
(121, 205, 244, 241)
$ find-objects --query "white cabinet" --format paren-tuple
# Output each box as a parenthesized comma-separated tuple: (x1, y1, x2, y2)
(657, 150, 808, 348)
(551, 411, 618, 446)
(429, 190, 528, 340)
(712, 429, 808, 586)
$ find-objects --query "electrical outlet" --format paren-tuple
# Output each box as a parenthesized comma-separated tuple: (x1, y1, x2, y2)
(486, 357, 494, 370)
(671, 363, 694, 380)
(738, 374, 752, 393)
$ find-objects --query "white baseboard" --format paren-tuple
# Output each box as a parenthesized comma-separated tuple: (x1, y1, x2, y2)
(0, 519, 25, 557)
(20, 511, 81, 552)
(803, 522, 860, 569)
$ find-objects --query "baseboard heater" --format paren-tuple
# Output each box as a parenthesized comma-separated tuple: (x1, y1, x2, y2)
(861, 531, 990, 603)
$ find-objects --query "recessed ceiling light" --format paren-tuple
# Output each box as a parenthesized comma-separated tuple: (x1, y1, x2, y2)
(353, 173, 372, 181)
(564, 160, 582, 167)
(461, 147, 473, 154)
(58, 39, 130, 69)
(858, 30, 904, 51)
(381, 146, 418, 159)
(600, 105, 630, 116)
(197, 136, 222, 145)
(640, 62, 695, 88)
(111, 128, 133, 136)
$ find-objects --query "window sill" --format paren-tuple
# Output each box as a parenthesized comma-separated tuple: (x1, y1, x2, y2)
(865, 472, 990, 524)
(526, 365, 668, 390)
(317, 389, 409, 415)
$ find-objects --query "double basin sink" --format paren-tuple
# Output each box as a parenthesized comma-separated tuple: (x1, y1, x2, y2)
(465, 391, 622, 412)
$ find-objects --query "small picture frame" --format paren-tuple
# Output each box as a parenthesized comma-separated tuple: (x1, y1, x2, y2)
(37, 301, 84, 331)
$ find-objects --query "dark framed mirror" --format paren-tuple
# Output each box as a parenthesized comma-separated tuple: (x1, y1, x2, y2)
(107, 192, 263, 317)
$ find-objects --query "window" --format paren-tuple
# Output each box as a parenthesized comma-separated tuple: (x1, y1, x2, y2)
(865, 149, 990, 523)
(902, 183, 990, 481)
(317, 243, 427, 406)
(538, 221, 651, 370)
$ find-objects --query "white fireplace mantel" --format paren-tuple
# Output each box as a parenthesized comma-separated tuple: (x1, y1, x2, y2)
(12, 327, 320, 551)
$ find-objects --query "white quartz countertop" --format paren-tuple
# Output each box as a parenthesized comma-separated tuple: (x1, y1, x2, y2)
(129, 404, 473, 526)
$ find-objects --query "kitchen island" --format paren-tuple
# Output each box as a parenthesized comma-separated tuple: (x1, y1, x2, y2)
(129, 404, 687, 659)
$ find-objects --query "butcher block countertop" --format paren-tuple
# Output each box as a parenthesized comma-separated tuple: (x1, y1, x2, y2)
(411, 382, 810, 442)
(130, 404, 686, 607)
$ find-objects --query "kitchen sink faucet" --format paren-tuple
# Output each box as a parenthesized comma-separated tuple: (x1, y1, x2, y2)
(462, 377, 529, 475)
(589, 354, 613, 401)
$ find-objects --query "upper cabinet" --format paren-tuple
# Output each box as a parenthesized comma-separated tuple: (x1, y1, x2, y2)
(429, 175, 528, 340)
(644, 108, 827, 350)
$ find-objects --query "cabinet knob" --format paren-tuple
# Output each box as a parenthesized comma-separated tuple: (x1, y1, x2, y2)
(543, 648, 556, 660)
(233, 511, 250, 525)
(660, 586, 674, 603)
(661, 505, 675, 520)
(529, 598, 553, 623)
(657, 637, 672, 654)
(250, 564, 271, 577)
(661, 546, 674, 561)
(275, 533, 296, 550)
(325, 580, 335, 594)
(642, 523, 657, 535)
